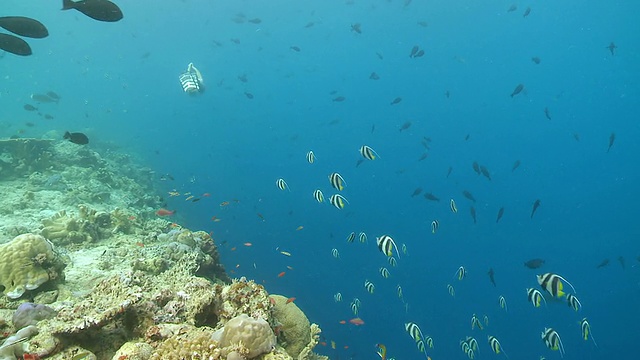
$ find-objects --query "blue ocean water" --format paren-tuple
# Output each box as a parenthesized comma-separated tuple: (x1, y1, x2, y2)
(2, 1, 640, 359)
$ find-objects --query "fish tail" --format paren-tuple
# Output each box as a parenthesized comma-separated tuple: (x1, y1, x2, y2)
(62, 0, 75, 10)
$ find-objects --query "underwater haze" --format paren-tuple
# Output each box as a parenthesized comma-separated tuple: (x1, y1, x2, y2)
(2, 0, 640, 359)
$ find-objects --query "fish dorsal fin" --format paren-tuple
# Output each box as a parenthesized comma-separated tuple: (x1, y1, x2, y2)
(557, 274, 577, 294)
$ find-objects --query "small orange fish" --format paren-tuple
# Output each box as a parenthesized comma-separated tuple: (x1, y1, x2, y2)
(339, 320, 346, 324)
(320, 342, 327, 347)
(202, 192, 211, 197)
(349, 317, 365, 326)
(344, 345, 349, 349)
(286, 297, 296, 304)
(220, 201, 230, 207)
(128, 215, 136, 220)
(155, 208, 175, 216)
(135, 241, 144, 247)
(278, 271, 286, 277)
(230, 247, 236, 251)
(243, 242, 252, 247)
(296, 225, 304, 231)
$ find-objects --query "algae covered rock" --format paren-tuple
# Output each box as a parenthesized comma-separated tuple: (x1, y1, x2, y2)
(269, 295, 310, 358)
(0, 233, 63, 299)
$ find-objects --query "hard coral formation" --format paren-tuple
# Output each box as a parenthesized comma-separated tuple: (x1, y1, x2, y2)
(215, 314, 276, 358)
(0, 139, 53, 179)
(12, 303, 57, 330)
(269, 295, 310, 358)
(0, 234, 63, 299)
(214, 278, 272, 323)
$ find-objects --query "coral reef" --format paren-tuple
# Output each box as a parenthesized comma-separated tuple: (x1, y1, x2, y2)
(12, 303, 57, 330)
(214, 314, 276, 358)
(269, 295, 310, 358)
(0, 138, 328, 360)
(0, 234, 64, 299)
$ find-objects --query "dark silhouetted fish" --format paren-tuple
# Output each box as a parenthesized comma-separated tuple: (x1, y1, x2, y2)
(62, 0, 124, 22)
(507, 4, 517, 12)
(524, 258, 545, 269)
(618, 256, 626, 270)
(544, 107, 551, 120)
(523, 7, 531, 17)
(424, 193, 440, 202)
(290, 46, 301, 52)
(607, 132, 615, 153)
(0, 33, 32, 56)
(510, 84, 524, 97)
(606, 42, 617, 56)
(530, 199, 541, 219)
(23, 104, 37, 111)
(304, 22, 314, 28)
(244, 92, 254, 99)
(417, 21, 428, 27)
(31, 93, 58, 103)
(480, 166, 491, 181)
(332, 96, 345, 102)
(409, 45, 419, 58)
(46, 91, 60, 101)
(64, 131, 89, 145)
(411, 188, 423, 197)
(596, 259, 609, 268)
(465, 134, 470, 141)
(496, 207, 504, 223)
(356, 159, 364, 168)
(512, 160, 521, 172)
(371, 124, 375, 133)
(462, 190, 476, 202)
(390, 97, 402, 105)
(248, 18, 262, 24)
(0, 16, 49, 38)
(399, 121, 411, 131)
(472, 161, 481, 175)
(414, 49, 425, 57)
(445, 90, 450, 98)
(531, 56, 541, 64)
(470, 206, 477, 224)
(488, 268, 496, 287)
(369, 72, 380, 80)
(351, 23, 361, 34)
(44, 114, 54, 120)
(573, 133, 580, 142)
(417, 153, 428, 161)
(446, 166, 452, 178)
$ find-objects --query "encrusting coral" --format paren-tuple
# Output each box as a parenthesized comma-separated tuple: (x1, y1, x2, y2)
(269, 295, 310, 359)
(0, 233, 64, 299)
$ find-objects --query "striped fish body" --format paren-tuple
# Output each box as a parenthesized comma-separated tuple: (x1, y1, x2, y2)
(527, 288, 545, 307)
(359, 145, 378, 160)
(567, 293, 582, 311)
(329, 193, 347, 209)
(358, 232, 367, 243)
(276, 178, 288, 191)
(313, 189, 324, 203)
(537, 273, 564, 297)
(328, 172, 346, 191)
(306, 150, 315, 163)
(376, 235, 397, 257)
(346, 232, 356, 243)
(488, 336, 501, 354)
(541, 328, 565, 355)
(405, 322, 422, 341)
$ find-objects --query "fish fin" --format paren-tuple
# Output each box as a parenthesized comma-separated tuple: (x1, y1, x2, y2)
(62, 0, 75, 10)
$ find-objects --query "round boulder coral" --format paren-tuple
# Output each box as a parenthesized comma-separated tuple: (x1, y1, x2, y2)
(217, 314, 276, 358)
(0, 233, 61, 299)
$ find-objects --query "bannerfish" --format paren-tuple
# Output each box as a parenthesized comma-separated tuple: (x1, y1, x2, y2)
(62, 0, 124, 22)
(64, 131, 89, 145)
(0, 16, 49, 38)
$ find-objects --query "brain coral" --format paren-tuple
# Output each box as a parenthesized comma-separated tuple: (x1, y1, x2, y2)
(0, 233, 60, 299)
(269, 295, 310, 358)
(217, 314, 276, 358)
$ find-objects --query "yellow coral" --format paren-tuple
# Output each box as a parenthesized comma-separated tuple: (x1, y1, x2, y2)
(0, 233, 57, 299)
